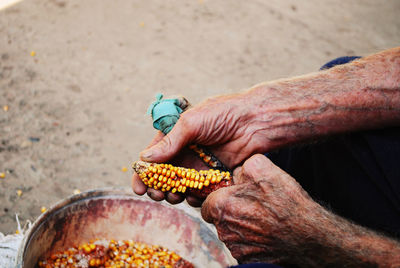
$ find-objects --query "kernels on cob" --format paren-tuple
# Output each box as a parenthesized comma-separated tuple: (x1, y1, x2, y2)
(188, 144, 230, 171)
(133, 161, 232, 199)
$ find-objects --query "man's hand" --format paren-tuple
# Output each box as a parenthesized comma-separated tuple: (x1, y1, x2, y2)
(202, 154, 317, 264)
(201, 154, 400, 266)
(132, 92, 270, 206)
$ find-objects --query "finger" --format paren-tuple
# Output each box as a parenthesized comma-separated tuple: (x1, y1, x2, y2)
(186, 196, 203, 207)
(146, 188, 165, 201)
(140, 115, 195, 163)
(233, 166, 242, 178)
(232, 166, 249, 185)
(201, 185, 237, 223)
(146, 131, 165, 148)
(131, 173, 147, 195)
(165, 192, 185, 205)
(241, 154, 275, 183)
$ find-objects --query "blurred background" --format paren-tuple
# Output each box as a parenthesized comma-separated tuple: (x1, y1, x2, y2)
(0, 0, 399, 234)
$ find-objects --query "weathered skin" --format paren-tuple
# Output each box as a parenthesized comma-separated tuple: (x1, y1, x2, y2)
(202, 154, 400, 266)
(132, 47, 400, 265)
(133, 47, 400, 206)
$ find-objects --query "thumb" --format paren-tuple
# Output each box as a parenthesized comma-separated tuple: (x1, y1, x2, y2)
(240, 154, 275, 183)
(140, 118, 194, 162)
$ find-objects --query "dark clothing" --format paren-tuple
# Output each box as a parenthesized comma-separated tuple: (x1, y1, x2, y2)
(269, 127, 400, 238)
(319, 56, 361, 70)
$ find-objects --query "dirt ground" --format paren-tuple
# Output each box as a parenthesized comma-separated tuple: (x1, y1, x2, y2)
(0, 0, 399, 234)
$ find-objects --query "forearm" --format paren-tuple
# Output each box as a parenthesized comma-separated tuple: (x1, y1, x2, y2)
(295, 203, 400, 267)
(245, 47, 400, 150)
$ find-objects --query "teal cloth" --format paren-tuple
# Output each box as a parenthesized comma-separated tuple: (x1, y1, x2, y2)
(147, 93, 183, 134)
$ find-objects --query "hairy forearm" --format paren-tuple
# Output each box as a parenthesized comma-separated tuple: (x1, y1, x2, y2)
(294, 203, 400, 267)
(245, 47, 400, 150)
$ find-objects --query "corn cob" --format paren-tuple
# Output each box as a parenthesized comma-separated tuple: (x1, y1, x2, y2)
(133, 161, 232, 199)
(188, 144, 230, 172)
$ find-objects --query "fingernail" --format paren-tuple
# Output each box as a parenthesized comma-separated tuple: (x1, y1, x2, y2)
(140, 149, 153, 161)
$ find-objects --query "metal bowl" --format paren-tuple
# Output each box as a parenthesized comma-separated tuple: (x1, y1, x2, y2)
(16, 188, 236, 267)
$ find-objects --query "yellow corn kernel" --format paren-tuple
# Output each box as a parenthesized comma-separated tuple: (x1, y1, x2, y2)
(189, 180, 194, 188)
(73, 189, 81, 195)
(83, 245, 91, 253)
(194, 181, 199, 189)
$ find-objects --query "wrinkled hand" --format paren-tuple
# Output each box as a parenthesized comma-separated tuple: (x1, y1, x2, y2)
(201, 154, 319, 265)
(132, 92, 266, 206)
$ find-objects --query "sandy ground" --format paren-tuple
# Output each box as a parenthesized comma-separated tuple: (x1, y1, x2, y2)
(0, 0, 399, 234)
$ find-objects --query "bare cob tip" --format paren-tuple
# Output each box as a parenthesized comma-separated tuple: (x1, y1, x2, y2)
(132, 161, 150, 174)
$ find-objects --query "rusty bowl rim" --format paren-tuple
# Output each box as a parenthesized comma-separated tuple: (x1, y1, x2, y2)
(15, 187, 236, 267)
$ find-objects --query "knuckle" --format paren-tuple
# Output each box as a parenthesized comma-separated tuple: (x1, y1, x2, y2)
(201, 191, 224, 222)
(242, 154, 274, 178)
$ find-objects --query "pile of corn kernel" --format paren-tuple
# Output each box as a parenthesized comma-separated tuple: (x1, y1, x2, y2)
(138, 163, 231, 193)
(37, 239, 185, 268)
